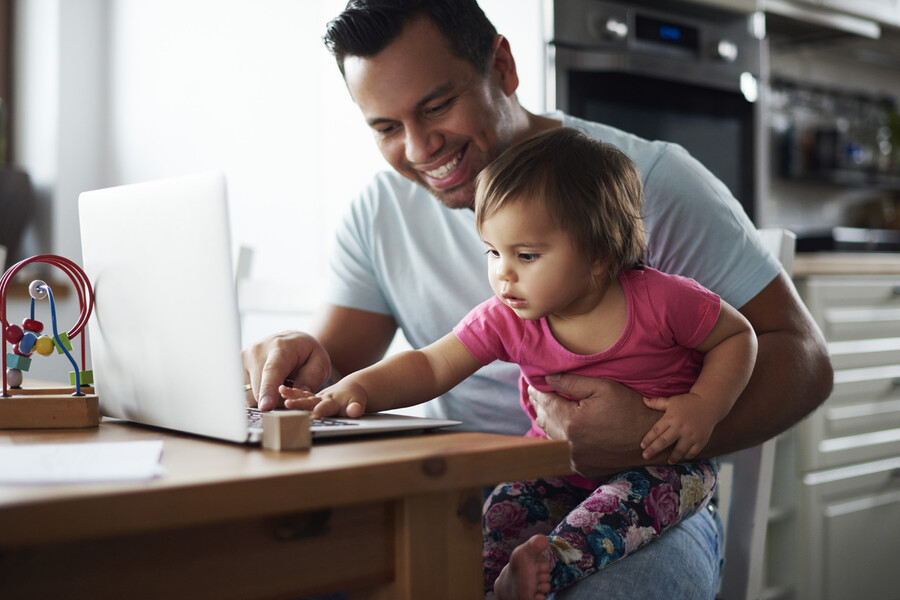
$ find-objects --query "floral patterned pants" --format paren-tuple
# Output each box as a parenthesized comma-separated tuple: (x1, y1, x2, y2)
(482, 459, 718, 594)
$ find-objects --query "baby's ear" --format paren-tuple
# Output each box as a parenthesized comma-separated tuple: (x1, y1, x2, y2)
(590, 255, 613, 279)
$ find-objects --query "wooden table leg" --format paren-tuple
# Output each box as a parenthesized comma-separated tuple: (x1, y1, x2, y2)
(353, 487, 484, 600)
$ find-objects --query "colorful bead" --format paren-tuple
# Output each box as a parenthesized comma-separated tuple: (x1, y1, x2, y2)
(6, 368, 22, 388)
(22, 318, 43, 334)
(6, 353, 31, 371)
(34, 336, 55, 356)
(16, 332, 37, 355)
(5, 324, 23, 344)
(28, 279, 48, 300)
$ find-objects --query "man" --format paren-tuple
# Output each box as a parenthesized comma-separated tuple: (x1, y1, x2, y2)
(242, 1, 832, 597)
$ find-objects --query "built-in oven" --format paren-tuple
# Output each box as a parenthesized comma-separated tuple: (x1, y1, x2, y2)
(545, 0, 765, 222)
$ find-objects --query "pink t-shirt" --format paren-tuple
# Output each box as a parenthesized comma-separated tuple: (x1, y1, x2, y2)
(453, 267, 721, 439)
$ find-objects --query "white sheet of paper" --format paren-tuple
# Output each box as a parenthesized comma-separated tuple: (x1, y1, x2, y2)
(0, 440, 165, 484)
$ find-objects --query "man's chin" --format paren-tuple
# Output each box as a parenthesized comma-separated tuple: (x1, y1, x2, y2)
(427, 183, 476, 211)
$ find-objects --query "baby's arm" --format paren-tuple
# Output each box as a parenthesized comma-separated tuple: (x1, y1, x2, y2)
(641, 301, 757, 463)
(279, 332, 482, 419)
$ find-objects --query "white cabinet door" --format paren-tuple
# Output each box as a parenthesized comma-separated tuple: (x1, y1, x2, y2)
(800, 456, 900, 600)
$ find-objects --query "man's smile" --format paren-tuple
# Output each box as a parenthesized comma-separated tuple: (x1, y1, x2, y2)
(418, 145, 467, 188)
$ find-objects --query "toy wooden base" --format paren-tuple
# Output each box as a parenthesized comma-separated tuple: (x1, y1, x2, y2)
(261, 410, 311, 451)
(0, 387, 100, 429)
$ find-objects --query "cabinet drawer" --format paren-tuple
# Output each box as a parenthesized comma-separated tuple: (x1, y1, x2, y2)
(829, 337, 900, 369)
(798, 366, 900, 470)
(801, 277, 900, 341)
(799, 456, 900, 600)
(802, 277, 900, 309)
(822, 307, 900, 341)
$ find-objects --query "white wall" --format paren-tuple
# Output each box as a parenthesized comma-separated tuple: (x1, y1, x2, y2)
(11, 0, 544, 350)
(14, 0, 544, 282)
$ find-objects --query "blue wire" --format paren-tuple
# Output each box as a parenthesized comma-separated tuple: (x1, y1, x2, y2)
(40, 284, 83, 396)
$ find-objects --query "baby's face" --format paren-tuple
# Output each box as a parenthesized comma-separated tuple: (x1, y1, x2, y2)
(480, 202, 599, 320)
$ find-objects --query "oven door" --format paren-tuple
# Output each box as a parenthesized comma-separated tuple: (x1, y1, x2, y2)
(557, 63, 757, 221)
(547, 0, 763, 222)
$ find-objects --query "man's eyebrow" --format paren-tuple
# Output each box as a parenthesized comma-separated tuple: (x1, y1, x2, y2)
(365, 82, 456, 128)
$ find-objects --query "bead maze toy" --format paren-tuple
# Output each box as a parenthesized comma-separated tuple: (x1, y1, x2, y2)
(0, 254, 99, 428)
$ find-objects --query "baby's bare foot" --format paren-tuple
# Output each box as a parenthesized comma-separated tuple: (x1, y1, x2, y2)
(494, 535, 552, 600)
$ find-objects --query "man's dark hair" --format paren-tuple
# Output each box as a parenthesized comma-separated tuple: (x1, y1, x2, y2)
(323, 0, 498, 76)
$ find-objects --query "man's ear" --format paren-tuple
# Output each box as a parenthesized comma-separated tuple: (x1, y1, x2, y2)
(491, 35, 519, 97)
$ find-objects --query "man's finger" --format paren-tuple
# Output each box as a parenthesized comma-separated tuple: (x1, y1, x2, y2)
(528, 385, 577, 440)
(258, 350, 293, 411)
(543, 373, 596, 400)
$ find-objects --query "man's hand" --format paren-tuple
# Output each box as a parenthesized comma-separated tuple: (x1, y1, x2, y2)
(528, 373, 659, 478)
(241, 331, 333, 412)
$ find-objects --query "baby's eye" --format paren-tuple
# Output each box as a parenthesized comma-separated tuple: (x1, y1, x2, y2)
(484, 248, 500, 258)
(519, 253, 539, 262)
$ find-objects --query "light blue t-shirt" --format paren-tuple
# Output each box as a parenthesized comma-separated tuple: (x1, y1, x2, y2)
(324, 112, 780, 435)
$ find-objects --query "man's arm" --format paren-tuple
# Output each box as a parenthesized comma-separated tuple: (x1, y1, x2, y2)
(531, 271, 833, 478)
(705, 271, 832, 452)
(311, 304, 399, 379)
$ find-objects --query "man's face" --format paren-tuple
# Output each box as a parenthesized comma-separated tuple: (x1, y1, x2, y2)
(342, 17, 518, 210)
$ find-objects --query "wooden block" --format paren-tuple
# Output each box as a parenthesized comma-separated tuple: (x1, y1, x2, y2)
(6, 353, 32, 371)
(69, 370, 94, 386)
(0, 393, 100, 429)
(261, 411, 311, 451)
(53, 331, 73, 353)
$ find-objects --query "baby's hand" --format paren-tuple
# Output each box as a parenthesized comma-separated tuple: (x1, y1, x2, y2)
(640, 394, 717, 464)
(280, 380, 367, 419)
(278, 386, 320, 412)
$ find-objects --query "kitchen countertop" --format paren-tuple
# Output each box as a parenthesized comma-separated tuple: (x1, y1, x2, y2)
(793, 253, 900, 276)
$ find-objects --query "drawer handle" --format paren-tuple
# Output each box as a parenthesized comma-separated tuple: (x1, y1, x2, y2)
(891, 378, 900, 388)
(892, 286, 900, 297)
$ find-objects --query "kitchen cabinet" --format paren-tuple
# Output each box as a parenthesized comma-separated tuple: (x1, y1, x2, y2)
(685, 0, 758, 13)
(774, 0, 900, 26)
(820, 0, 900, 26)
(766, 266, 900, 600)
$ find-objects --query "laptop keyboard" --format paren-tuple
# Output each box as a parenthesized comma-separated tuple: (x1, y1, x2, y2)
(246, 408, 359, 429)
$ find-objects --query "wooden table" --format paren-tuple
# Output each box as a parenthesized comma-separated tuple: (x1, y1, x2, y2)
(0, 419, 570, 599)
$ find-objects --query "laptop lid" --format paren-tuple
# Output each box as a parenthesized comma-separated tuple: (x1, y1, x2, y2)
(79, 172, 255, 443)
(78, 172, 460, 443)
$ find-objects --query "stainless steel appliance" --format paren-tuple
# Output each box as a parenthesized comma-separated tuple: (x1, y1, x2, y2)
(545, 0, 765, 221)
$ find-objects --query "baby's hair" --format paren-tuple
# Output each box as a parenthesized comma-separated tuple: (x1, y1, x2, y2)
(475, 127, 646, 276)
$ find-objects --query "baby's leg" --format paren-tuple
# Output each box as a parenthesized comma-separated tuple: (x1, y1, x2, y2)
(545, 459, 718, 591)
(482, 478, 590, 594)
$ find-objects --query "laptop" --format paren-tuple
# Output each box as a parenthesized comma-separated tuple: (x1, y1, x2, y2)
(77, 171, 461, 444)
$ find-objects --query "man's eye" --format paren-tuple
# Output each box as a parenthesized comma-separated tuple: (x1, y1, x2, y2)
(426, 99, 453, 116)
(374, 123, 399, 136)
